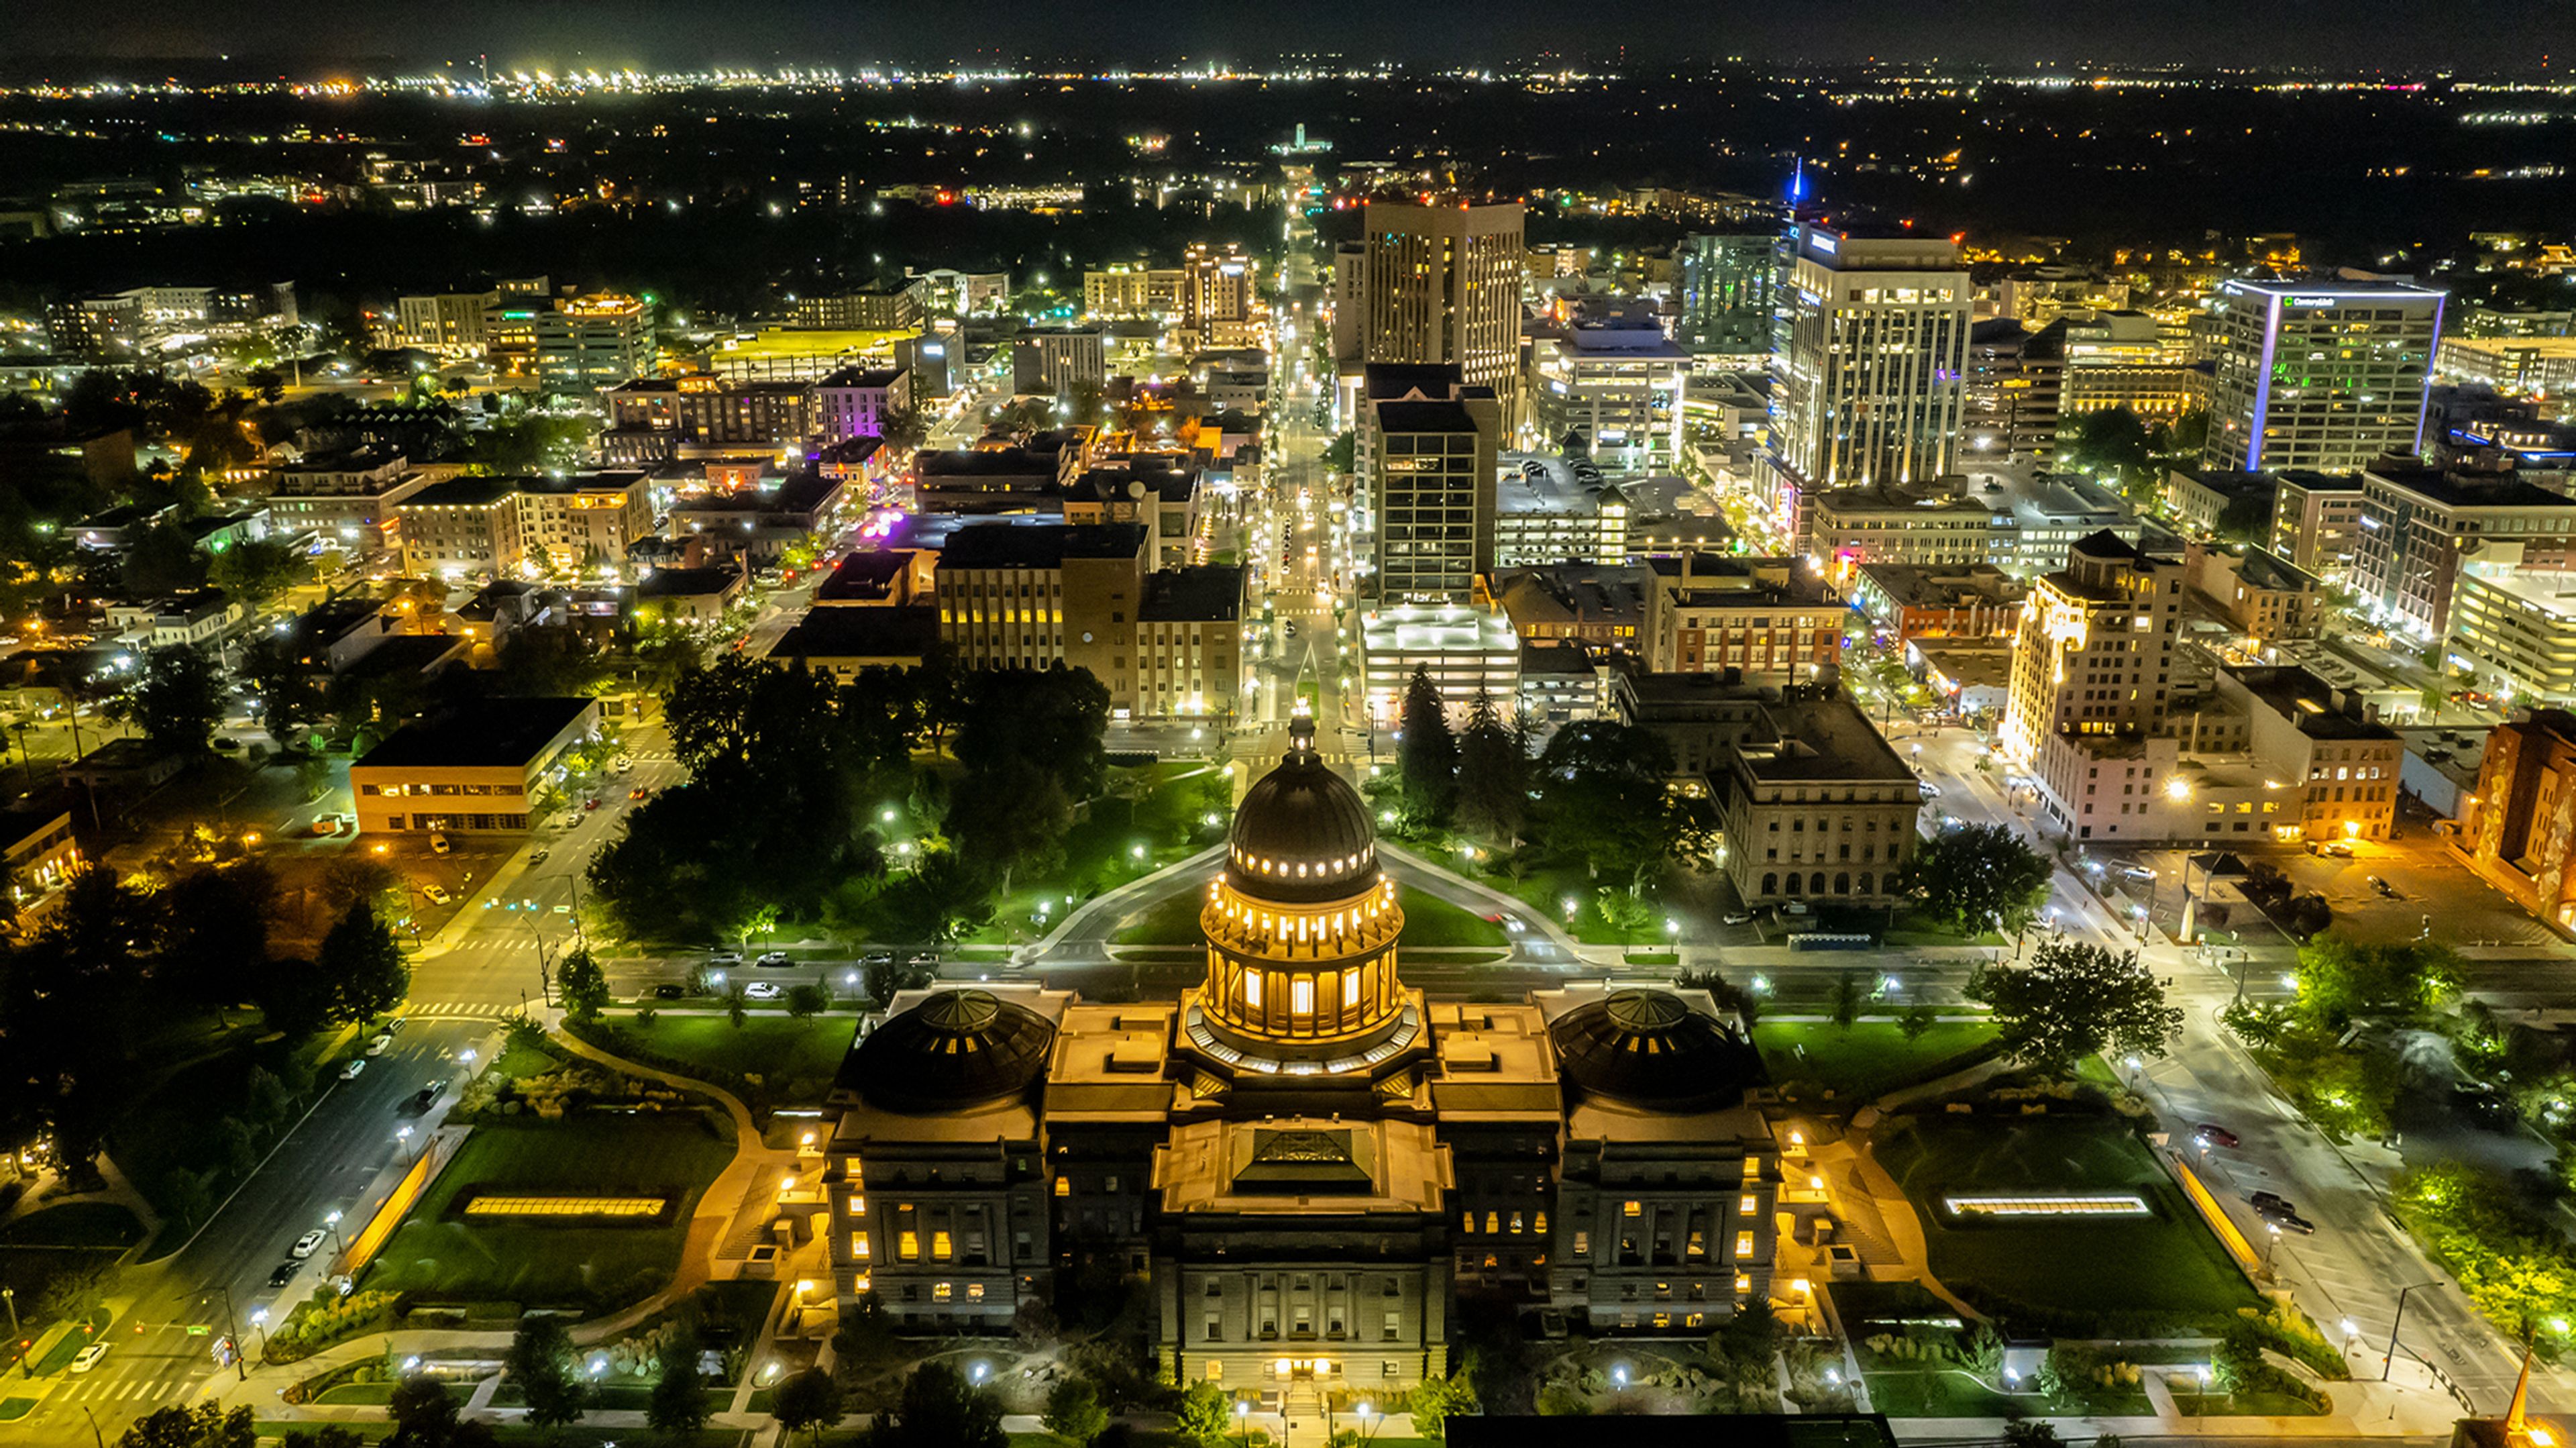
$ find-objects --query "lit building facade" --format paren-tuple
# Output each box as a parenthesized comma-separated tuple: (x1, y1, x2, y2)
(2200, 279, 2443, 474)
(1360, 201, 1526, 421)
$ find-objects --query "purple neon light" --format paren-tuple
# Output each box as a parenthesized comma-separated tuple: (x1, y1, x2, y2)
(2246, 287, 2283, 471)
(2416, 292, 2445, 456)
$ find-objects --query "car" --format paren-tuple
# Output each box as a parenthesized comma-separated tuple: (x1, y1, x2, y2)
(338, 1058, 366, 1082)
(1723, 911, 1756, 926)
(422, 884, 452, 906)
(653, 983, 686, 1000)
(383, 1017, 406, 1035)
(629, 787, 649, 800)
(1917, 780, 1943, 798)
(71, 1341, 109, 1373)
(861, 951, 894, 966)
(429, 832, 452, 855)
(2306, 840, 2353, 858)
(2250, 1190, 2296, 1216)
(365, 1033, 393, 1057)
(313, 816, 343, 837)
(291, 1229, 329, 1259)
(707, 951, 743, 968)
(2367, 874, 2398, 898)
(1780, 900, 1811, 917)
(267, 1262, 301, 1288)
(584, 797, 602, 811)
(2118, 866, 2157, 883)
(613, 754, 635, 774)
(2194, 1123, 2241, 1148)
(2265, 1210, 2318, 1236)
(556, 813, 582, 830)
(743, 981, 785, 1000)
(530, 849, 550, 865)
(407, 1085, 439, 1113)
(755, 951, 794, 968)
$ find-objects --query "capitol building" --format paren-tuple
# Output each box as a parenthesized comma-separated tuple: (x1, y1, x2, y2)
(824, 717, 1783, 1398)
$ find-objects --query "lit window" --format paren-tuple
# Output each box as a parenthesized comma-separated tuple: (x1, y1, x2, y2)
(934, 1282, 953, 1302)
(1623, 1200, 1642, 1217)
(1739, 1195, 1756, 1214)
(1735, 1231, 1756, 1257)
(967, 1283, 985, 1301)
(932, 1231, 953, 1261)
(1244, 973, 1263, 1008)
(898, 1231, 920, 1261)
(1342, 971, 1360, 1008)
(852, 1232, 869, 1260)
(1055, 1177, 1071, 1198)
(1291, 978, 1315, 1017)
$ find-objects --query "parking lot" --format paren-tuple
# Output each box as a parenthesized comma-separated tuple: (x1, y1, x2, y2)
(2081, 832, 2557, 951)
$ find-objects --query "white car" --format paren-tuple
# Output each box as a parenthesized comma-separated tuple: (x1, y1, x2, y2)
(422, 884, 453, 906)
(71, 1341, 109, 1373)
(429, 832, 453, 855)
(339, 1059, 366, 1082)
(743, 982, 785, 1000)
(291, 1229, 329, 1259)
(612, 754, 635, 774)
(366, 1034, 393, 1057)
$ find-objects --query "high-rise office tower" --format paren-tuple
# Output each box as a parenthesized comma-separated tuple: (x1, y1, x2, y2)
(2201, 278, 2445, 473)
(1360, 363, 1501, 605)
(1769, 222, 1970, 547)
(1675, 232, 1780, 363)
(1360, 200, 1525, 422)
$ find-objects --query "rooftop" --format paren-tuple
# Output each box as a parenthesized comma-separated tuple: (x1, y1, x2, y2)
(352, 696, 594, 772)
(768, 605, 938, 662)
(2226, 664, 2400, 741)
(404, 474, 523, 509)
(938, 522, 1148, 570)
(1139, 564, 1244, 623)
(814, 366, 908, 390)
(1374, 399, 1486, 434)
(635, 565, 745, 600)
(2230, 546, 2318, 593)
(1735, 685, 1918, 784)
(1856, 561, 2025, 609)
(2363, 462, 2576, 513)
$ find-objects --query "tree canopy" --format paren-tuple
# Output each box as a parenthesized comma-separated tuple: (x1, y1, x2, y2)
(1901, 823, 2052, 935)
(1968, 939, 2183, 1075)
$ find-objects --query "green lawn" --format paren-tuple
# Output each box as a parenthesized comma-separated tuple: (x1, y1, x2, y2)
(1475, 862, 1672, 945)
(609, 1014, 858, 1102)
(1112, 883, 1506, 950)
(1862, 1369, 2036, 1417)
(362, 1110, 738, 1310)
(1755, 1022, 2000, 1102)
(1874, 1115, 2259, 1329)
(0, 1397, 34, 1422)
(32, 1310, 111, 1374)
(963, 762, 1231, 946)
(0, 1203, 144, 1249)
(2172, 1389, 2327, 1417)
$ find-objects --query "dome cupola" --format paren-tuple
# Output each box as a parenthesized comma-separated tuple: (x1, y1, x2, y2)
(1224, 717, 1379, 904)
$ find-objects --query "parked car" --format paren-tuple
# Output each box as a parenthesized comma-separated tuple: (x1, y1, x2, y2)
(860, 951, 894, 966)
(407, 1084, 440, 1114)
(422, 884, 452, 906)
(2265, 1210, 2318, 1236)
(2367, 874, 2398, 898)
(613, 754, 634, 774)
(755, 951, 794, 968)
(1780, 901, 1811, 917)
(706, 951, 743, 968)
(529, 849, 550, 866)
(2194, 1123, 2241, 1148)
(2306, 840, 2353, 858)
(1917, 780, 1943, 798)
(365, 1033, 393, 1057)
(653, 983, 686, 1000)
(743, 981, 785, 1000)
(382, 1017, 406, 1035)
(71, 1341, 109, 1373)
(429, 832, 452, 855)
(629, 787, 649, 800)
(2118, 866, 2157, 883)
(583, 797, 602, 811)
(1723, 911, 1755, 926)
(338, 1059, 366, 1082)
(267, 1262, 301, 1288)
(291, 1229, 328, 1259)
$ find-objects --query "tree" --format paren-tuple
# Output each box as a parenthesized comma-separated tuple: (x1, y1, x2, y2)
(320, 856, 399, 914)
(159, 862, 276, 1008)
(387, 1372, 461, 1448)
(1395, 665, 1458, 829)
(1322, 430, 1356, 474)
(1528, 721, 1680, 891)
(2002, 1423, 2067, 1448)
(1968, 940, 2183, 1076)
(505, 1316, 584, 1429)
(129, 645, 226, 756)
(2292, 934, 2458, 1029)
(1899, 1003, 1939, 1041)
(120, 519, 208, 597)
(250, 955, 336, 1037)
(1901, 823, 2052, 936)
(1407, 1369, 1479, 1439)
(1828, 970, 1864, 1031)
(319, 900, 409, 1023)
(1453, 689, 1525, 846)
(1042, 1378, 1110, 1446)
(869, 1361, 1000, 1448)
(206, 537, 313, 609)
(646, 1329, 710, 1439)
(117, 1404, 256, 1448)
(1171, 1381, 1234, 1447)
(786, 982, 830, 1019)
(556, 947, 610, 1024)
(771, 1366, 843, 1444)
(877, 405, 929, 457)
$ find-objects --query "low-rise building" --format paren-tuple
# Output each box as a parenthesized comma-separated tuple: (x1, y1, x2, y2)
(265, 448, 431, 553)
(396, 475, 525, 578)
(103, 590, 243, 648)
(2268, 470, 2367, 579)
(813, 366, 912, 442)
(934, 522, 1150, 700)
(1644, 554, 1843, 681)
(1493, 463, 1630, 568)
(1494, 564, 1652, 658)
(1, 796, 81, 909)
(1715, 682, 1921, 908)
(1525, 323, 1690, 466)
(1063, 464, 1203, 570)
(1357, 601, 1521, 724)
(2459, 711, 2576, 927)
(350, 696, 602, 835)
(1907, 638, 2015, 718)
(1134, 565, 1247, 721)
(634, 565, 748, 625)
(667, 472, 855, 564)
(1849, 564, 2024, 643)
(2451, 557, 2576, 704)
(2186, 545, 2323, 643)
(767, 606, 941, 678)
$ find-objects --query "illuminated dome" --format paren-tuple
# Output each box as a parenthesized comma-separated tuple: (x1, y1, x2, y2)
(1187, 715, 1414, 1075)
(843, 989, 1055, 1113)
(1552, 990, 1762, 1110)
(1224, 717, 1379, 904)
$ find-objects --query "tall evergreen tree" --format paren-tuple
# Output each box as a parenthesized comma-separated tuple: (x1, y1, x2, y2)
(319, 901, 409, 1023)
(1395, 665, 1458, 829)
(1454, 688, 1525, 846)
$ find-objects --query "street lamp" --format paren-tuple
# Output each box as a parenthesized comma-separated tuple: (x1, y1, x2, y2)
(2382, 1280, 2444, 1381)
(323, 1210, 349, 1261)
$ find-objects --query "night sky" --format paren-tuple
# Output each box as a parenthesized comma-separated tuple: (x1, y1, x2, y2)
(0, 0, 2564, 72)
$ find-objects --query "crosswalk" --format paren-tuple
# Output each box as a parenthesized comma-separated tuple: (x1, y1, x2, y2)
(48, 1372, 194, 1404)
(402, 1000, 523, 1021)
